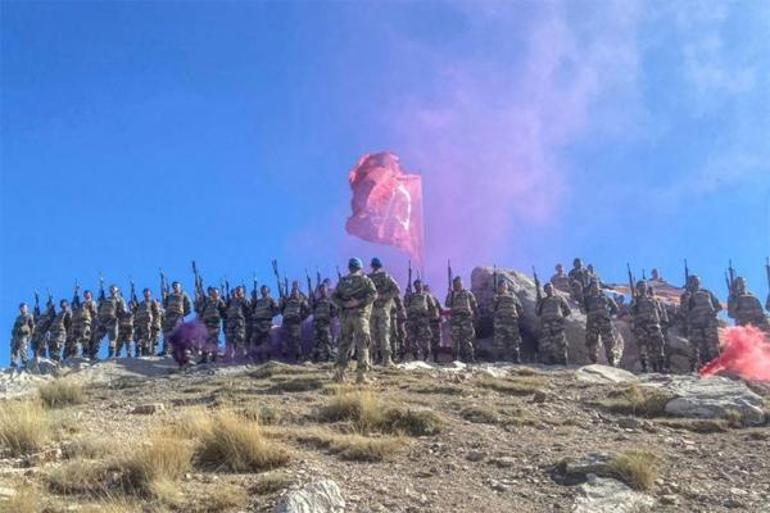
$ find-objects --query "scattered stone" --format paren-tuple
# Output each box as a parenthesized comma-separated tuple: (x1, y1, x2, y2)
(662, 376, 766, 426)
(273, 480, 345, 513)
(552, 453, 615, 485)
(488, 456, 516, 468)
(660, 494, 679, 506)
(397, 361, 434, 372)
(576, 365, 639, 385)
(131, 403, 166, 415)
(617, 417, 643, 429)
(465, 450, 486, 462)
(531, 390, 549, 403)
(573, 474, 656, 513)
(23, 447, 62, 467)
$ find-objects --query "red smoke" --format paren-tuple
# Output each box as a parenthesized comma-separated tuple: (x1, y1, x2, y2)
(700, 326, 770, 381)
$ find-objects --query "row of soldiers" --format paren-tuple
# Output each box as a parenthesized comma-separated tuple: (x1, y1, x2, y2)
(10, 257, 770, 381)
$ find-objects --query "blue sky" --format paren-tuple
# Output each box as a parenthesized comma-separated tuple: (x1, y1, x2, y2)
(2, 1, 769, 362)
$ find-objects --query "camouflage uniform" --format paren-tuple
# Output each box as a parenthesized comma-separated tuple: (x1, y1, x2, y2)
(631, 292, 666, 372)
(404, 290, 436, 360)
(584, 288, 623, 366)
(251, 295, 279, 362)
(683, 287, 722, 367)
(30, 307, 53, 359)
(115, 306, 135, 357)
(94, 293, 127, 359)
(224, 296, 251, 359)
(492, 290, 524, 362)
(368, 269, 400, 366)
(445, 287, 478, 363)
(311, 296, 337, 362)
(281, 292, 310, 362)
(331, 270, 377, 382)
(134, 298, 161, 356)
(426, 291, 443, 362)
(10, 311, 34, 368)
(391, 296, 407, 361)
(47, 306, 71, 361)
(535, 293, 571, 365)
(568, 264, 590, 306)
(199, 296, 226, 361)
(727, 280, 769, 332)
(68, 298, 96, 359)
(162, 291, 192, 354)
(550, 270, 571, 294)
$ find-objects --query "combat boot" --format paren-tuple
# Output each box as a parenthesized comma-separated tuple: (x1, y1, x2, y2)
(382, 354, 395, 368)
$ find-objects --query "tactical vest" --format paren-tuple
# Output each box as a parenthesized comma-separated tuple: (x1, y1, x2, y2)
(368, 271, 396, 308)
(313, 298, 334, 322)
(688, 290, 717, 324)
(585, 294, 611, 320)
(494, 293, 521, 320)
(283, 295, 306, 321)
(165, 293, 187, 317)
(72, 304, 92, 327)
(448, 290, 474, 317)
(407, 292, 431, 317)
(253, 298, 277, 321)
(135, 300, 154, 324)
(633, 296, 660, 325)
(734, 294, 764, 323)
(98, 297, 120, 320)
(13, 314, 32, 336)
(201, 299, 224, 325)
(226, 299, 248, 323)
(50, 311, 69, 335)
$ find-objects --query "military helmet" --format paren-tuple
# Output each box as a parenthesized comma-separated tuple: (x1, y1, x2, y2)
(348, 257, 363, 271)
(452, 276, 462, 284)
(371, 257, 383, 269)
(18, 302, 27, 309)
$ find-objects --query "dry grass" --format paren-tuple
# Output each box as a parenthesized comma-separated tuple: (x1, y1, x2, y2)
(38, 379, 85, 409)
(47, 458, 111, 495)
(195, 410, 290, 472)
(609, 450, 660, 491)
(596, 385, 672, 417)
(184, 485, 249, 512)
(78, 498, 150, 513)
(268, 376, 325, 393)
(318, 390, 385, 434)
(460, 405, 500, 424)
(0, 400, 51, 456)
(169, 407, 214, 439)
(381, 407, 442, 436)
(409, 384, 464, 395)
(655, 418, 730, 433)
(4, 484, 39, 513)
(295, 427, 406, 462)
(62, 435, 113, 460)
(119, 435, 192, 500)
(252, 470, 294, 495)
(477, 376, 545, 396)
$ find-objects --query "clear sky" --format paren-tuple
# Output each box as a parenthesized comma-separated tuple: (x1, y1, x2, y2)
(2, 1, 769, 363)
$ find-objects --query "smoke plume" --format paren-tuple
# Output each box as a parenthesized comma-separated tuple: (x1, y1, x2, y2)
(700, 326, 770, 382)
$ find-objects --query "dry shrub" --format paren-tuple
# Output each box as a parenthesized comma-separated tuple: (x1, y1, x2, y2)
(4, 484, 39, 513)
(117, 435, 192, 503)
(460, 405, 500, 424)
(169, 407, 213, 439)
(295, 427, 406, 462)
(38, 379, 85, 409)
(78, 498, 148, 513)
(252, 470, 294, 495)
(318, 390, 385, 434)
(268, 376, 324, 393)
(63, 435, 113, 459)
(478, 376, 545, 396)
(47, 458, 111, 495)
(597, 385, 672, 417)
(0, 400, 51, 456)
(195, 410, 290, 472)
(409, 384, 464, 395)
(655, 418, 729, 433)
(609, 450, 660, 491)
(186, 485, 249, 512)
(382, 408, 442, 436)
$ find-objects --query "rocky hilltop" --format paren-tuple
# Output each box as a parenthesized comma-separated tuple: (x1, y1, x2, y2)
(1, 357, 768, 513)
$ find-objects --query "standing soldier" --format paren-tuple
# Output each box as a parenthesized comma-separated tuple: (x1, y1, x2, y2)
(445, 276, 479, 363)
(281, 281, 310, 362)
(424, 284, 443, 362)
(161, 281, 192, 356)
(68, 289, 97, 359)
(115, 294, 136, 358)
(682, 275, 722, 368)
(405, 280, 437, 361)
(391, 295, 407, 362)
(31, 298, 55, 361)
(631, 281, 667, 372)
(492, 280, 524, 363)
(198, 287, 226, 363)
(568, 258, 591, 307)
(94, 285, 127, 359)
(535, 283, 572, 365)
(10, 303, 34, 369)
(367, 257, 400, 367)
(47, 299, 72, 362)
(224, 286, 251, 360)
(583, 280, 623, 367)
(550, 264, 571, 293)
(727, 277, 770, 332)
(331, 257, 377, 384)
(311, 282, 338, 362)
(251, 285, 280, 362)
(134, 288, 161, 356)
(80, 290, 99, 358)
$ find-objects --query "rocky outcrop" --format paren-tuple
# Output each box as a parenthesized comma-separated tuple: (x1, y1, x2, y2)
(572, 474, 655, 513)
(661, 376, 766, 426)
(576, 364, 639, 384)
(273, 480, 346, 513)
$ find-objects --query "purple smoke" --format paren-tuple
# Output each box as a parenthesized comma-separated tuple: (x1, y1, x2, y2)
(168, 319, 208, 366)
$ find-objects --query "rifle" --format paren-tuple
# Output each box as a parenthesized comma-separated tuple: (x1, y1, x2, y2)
(130, 279, 138, 307)
(159, 268, 169, 301)
(728, 260, 736, 292)
(447, 259, 453, 292)
(724, 271, 732, 295)
(98, 273, 106, 300)
(224, 279, 231, 301)
(684, 259, 690, 288)
(336, 265, 342, 281)
(72, 280, 81, 308)
(316, 269, 321, 291)
(532, 266, 542, 303)
(642, 269, 647, 281)
(493, 265, 499, 292)
(34, 290, 41, 317)
(406, 260, 413, 295)
(46, 288, 54, 309)
(765, 257, 770, 296)
(192, 260, 205, 300)
(306, 270, 314, 306)
(627, 263, 636, 299)
(252, 272, 258, 302)
(272, 260, 285, 298)
(284, 277, 289, 300)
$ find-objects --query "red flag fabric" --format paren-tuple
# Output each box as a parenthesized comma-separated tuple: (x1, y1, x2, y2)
(345, 152, 424, 266)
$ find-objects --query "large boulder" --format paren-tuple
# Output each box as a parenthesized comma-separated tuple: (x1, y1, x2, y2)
(576, 365, 639, 385)
(661, 376, 766, 426)
(573, 474, 656, 513)
(273, 480, 345, 513)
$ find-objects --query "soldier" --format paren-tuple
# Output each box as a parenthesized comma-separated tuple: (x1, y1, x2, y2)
(584, 280, 623, 367)
(198, 287, 225, 363)
(404, 279, 437, 360)
(161, 281, 192, 356)
(391, 295, 407, 362)
(68, 290, 97, 359)
(568, 258, 591, 306)
(614, 294, 631, 321)
(134, 288, 161, 356)
(10, 303, 34, 369)
(424, 285, 443, 362)
(631, 281, 666, 372)
(311, 282, 337, 362)
(445, 276, 479, 363)
(250, 285, 280, 362)
(31, 300, 54, 361)
(224, 286, 251, 360)
(331, 257, 377, 384)
(47, 299, 72, 362)
(115, 299, 135, 358)
(81, 290, 99, 358)
(535, 282, 572, 365)
(727, 276, 769, 332)
(93, 285, 127, 359)
(281, 281, 310, 362)
(682, 275, 722, 368)
(367, 257, 400, 367)
(550, 264, 571, 293)
(492, 280, 524, 363)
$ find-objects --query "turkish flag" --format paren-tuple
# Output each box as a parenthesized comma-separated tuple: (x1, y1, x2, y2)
(345, 152, 424, 266)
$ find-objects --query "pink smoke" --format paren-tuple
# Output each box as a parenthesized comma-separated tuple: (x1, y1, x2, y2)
(700, 326, 770, 381)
